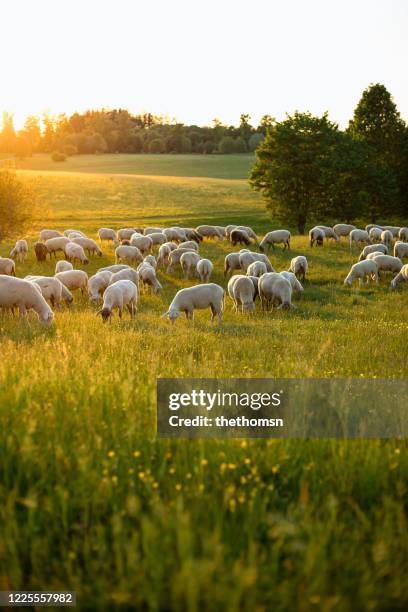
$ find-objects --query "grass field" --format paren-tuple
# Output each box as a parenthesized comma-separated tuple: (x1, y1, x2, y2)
(0, 155, 407, 610)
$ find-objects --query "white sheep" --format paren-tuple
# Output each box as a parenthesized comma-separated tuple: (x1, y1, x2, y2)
(148, 232, 167, 246)
(98, 228, 118, 244)
(365, 224, 383, 234)
(371, 254, 403, 276)
(259, 230, 291, 252)
(64, 229, 86, 238)
(316, 226, 340, 243)
(0, 257, 16, 276)
(380, 230, 393, 249)
(369, 227, 383, 242)
(144, 227, 163, 235)
(398, 227, 408, 242)
(358, 244, 388, 261)
(143, 255, 157, 269)
(40, 229, 63, 242)
(137, 262, 162, 294)
(157, 244, 172, 268)
(333, 224, 356, 238)
(97, 280, 138, 322)
(166, 248, 197, 273)
(195, 225, 224, 240)
(196, 258, 213, 283)
(88, 271, 113, 303)
(309, 227, 325, 247)
(223, 250, 251, 278)
(115, 245, 143, 266)
(236, 226, 259, 244)
(117, 228, 141, 241)
(163, 227, 187, 243)
(55, 270, 88, 295)
(382, 226, 400, 237)
(130, 233, 153, 254)
(67, 232, 86, 241)
(109, 267, 139, 288)
(25, 275, 73, 308)
(343, 260, 379, 286)
(289, 256, 308, 282)
(239, 252, 274, 273)
(246, 260, 267, 278)
(180, 251, 201, 279)
(390, 264, 408, 290)
(10, 240, 29, 262)
(55, 260, 73, 273)
(181, 228, 203, 243)
(280, 271, 304, 293)
(394, 241, 408, 259)
(349, 229, 370, 249)
(64, 242, 89, 265)
(98, 264, 131, 273)
(72, 237, 102, 257)
(179, 240, 199, 252)
(258, 272, 292, 311)
(0, 276, 54, 326)
(162, 283, 224, 323)
(45, 236, 71, 258)
(227, 275, 256, 313)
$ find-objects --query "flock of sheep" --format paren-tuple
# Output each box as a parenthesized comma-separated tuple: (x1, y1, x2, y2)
(0, 222, 407, 327)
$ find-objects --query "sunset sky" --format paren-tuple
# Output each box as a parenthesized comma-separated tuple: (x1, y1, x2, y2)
(2, 0, 407, 129)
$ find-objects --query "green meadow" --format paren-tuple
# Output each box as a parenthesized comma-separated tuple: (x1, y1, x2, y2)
(0, 154, 407, 610)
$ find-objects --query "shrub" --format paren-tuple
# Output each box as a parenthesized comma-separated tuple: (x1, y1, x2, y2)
(234, 136, 247, 153)
(218, 136, 235, 154)
(63, 144, 78, 156)
(51, 151, 66, 162)
(0, 168, 47, 241)
(149, 138, 165, 154)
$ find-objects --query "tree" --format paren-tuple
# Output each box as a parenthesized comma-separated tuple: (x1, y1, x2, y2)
(23, 116, 41, 152)
(0, 113, 17, 153)
(248, 133, 264, 152)
(250, 112, 340, 234)
(258, 115, 275, 135)
(149, 138, 165, 153)
(219, 136, 236, 154)
(0, 169, 46, 241)
(234, 136, 247, 153)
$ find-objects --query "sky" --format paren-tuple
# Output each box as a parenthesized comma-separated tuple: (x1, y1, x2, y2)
(1, 0, 407, 130)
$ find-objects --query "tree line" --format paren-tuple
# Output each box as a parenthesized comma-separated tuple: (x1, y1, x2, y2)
(250, 84, 408, 231)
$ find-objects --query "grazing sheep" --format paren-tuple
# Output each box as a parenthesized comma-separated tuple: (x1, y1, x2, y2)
(143, 255, 157, 269)
(72, 237, 102, 257)
(64, 242, 89, 265)
(394, 241, 408, 259)
(180, 251, 201, 279)
(371, 254, 403, 276)
(280, 271, 304, 293)
(55, 270, 88, 295)
(230, 228, 251, 246)
(228, 275, 256, 313)
(117, 228, 139, 241)
(137, 262, 162, 294)
(309, 227, 325, 247)
(316, 226, 340, 243)
(343, 260, 379, 286)
(144, 227, 163, 235)
(349, 229, 370, 249)
(162, 283, 224, 323)
(365, 224, 383, 234)
(98, 228, 118, 244)
(115, 245, 143, 266)
(67, 232, 86, 241)
(246, 261, 267, 278)
(260, 230, 291, 252)
(225, 225, 237, 238)
(383, 226, 400, 237)
(166, 248, 197, 273)
(45, 236, 71, 258)
(196, 258, 213, 283)
(25, 275, 73, 308)
(148, 232, 167, 246)
(289, 256, 308, 282)
(258, 272, 292, 311)
(0, 257, 16, 276)
(157, 244, 172, 268)
(358, 243, 388, 261)
(34, 242, 48, 263)
(366, 251, 387, 261)
(88, 271, 113, 303)
(223, 250, 251, 278)
(163, 227, 187, 243)
(55, 260, 73, 273)
(40, 229, 63, 242)
(0, 276, 54, 326)
(97, 280, 138, 322)
(182, 228, 203, 243)
(380, 230, 393, 249)
(98, 264, 131, 273)
(390, 264, 408, 290)
(130, 234, 153, 254)
(398, 227, 408, 242)
(333, 224, 356, 238)
(179, 240, 199, 252)
(369, 227, 383, 242)
(109, 268, 139, 288)
(239, 252, 274, 274)
(10, 240, 28, 262)
(195, 225, 224, 240)
(64, 229, 86, 238)
(120, 239, 131, 246)
(236, 226, 259, 244)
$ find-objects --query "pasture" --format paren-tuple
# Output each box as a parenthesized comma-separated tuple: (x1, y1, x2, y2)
(0, 155, 407, 610)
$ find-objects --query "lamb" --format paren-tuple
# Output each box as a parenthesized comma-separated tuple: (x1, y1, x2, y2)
(227, 275, 256, 313)
(64, 242, 89, 265)
(289, 256, 308, 282)
(333, 224, 356, 238)
(115, 245, 143, 266)
(381, 230, 393, 248)
(179, 240, 199, 252)
(55, 270, 88, 295)
(45, 236, 71, 258)
(97, 280, 138, 322)
(117, 228, 139, 241)
(309, 227, 325, 247)
(157, 244, 172, 268)
(343, 260, 379, 286)
(258, 273, 292, 311)
(180, 251, 201, 279)
(0, 257, 16, 276)
(394, 241, 408, 259)
(136, 262, 162, 294)
(349, 229, 370, 249)
(230, 228, 251, 246)
(316, 226, 340, 243)
(109, 268, 139, 288)
(162, 283, 224, 323)
(25, 275, 73, 308)
(390, 264, 408, 290)
(40, 229, 63, 242)
(239, 252, 274, 273)
(196, 258, 213, 283)
(371, 254, 403, 276)
(195, 225, 224, 240)
(369, 227, 383, 242)
(163, 227, 187, 243)
(246, 261, 267, 278)
(358, 243, 388, 261)
(148, 232, 167, 246)
(72, 237, 102, 257)
(55, 260, 73, 273)
(98, 228, 118, 244)
(34, 242, 48, 262)
(0, 276, 54, 326)
(280, 271, 304, 293)
(130, 234, 153, 254)
(259, 230, 291, 252)
(166, 248, 197, 273)
(398, 227, 408, 242)
(10, 240, 28, 262)
(223, 250, 251, 278)
(88, 271, 113, 303)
